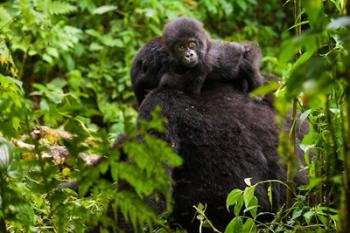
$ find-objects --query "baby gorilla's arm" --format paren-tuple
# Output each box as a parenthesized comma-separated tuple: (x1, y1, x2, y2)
(159, 65, 208, 94)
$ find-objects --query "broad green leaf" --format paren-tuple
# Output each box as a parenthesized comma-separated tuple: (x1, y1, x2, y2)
(236, 0, 247, 11)
(0, 7, 11, 25)
(304, 0, 326, 30)
(224, 217, 243, 233)
(243, 186, 256, 208)
(304, 210, 314, 224)
(234, 197, 244, 217)
(226, 189, 243, 211)
(93, 5, 118, 15)
(306, 177, 322, 190)
(291, 209, 303, 220)
(242, 218, 257, 233)
(243, 197, 258, 219)
(250, 81, 279, 97)
(286, 57, 329, 99)
(328, 16, 350, 29)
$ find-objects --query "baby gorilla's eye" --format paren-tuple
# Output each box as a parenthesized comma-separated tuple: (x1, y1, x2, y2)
(188, 41, 197, 49)
(177, 44, 186, 51)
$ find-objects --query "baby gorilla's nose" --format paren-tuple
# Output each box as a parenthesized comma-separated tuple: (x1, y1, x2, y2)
(182, 49, 198, 67)
(185, 51, 194, 59)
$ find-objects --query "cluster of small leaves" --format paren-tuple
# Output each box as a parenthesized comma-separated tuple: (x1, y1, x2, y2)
(74, 108, 183, 232)
(2, 0, 349, 232)
(190, 0, 350, 232)
(233, 0, 349, 232)
(224, 182, 258, 233)
(0, 0, 187, 232)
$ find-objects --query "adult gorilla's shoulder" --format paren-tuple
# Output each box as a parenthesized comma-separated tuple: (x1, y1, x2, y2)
(138, 82, 305, 232)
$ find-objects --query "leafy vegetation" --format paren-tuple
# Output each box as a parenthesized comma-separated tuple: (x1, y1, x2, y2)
(1, 0, 350, 232)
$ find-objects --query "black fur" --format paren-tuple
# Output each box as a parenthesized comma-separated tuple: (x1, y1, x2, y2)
(131, 17, 264, 105)
(138, 83, 306, 232)
(113, 17, 306, 233)
(159, 17, 211, 94)
(131, 37, 169, 105)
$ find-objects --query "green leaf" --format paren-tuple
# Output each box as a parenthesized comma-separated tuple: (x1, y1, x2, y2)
(11, 117, 21, 130)
(243, 197, 258, 219)
(303, 210, 314, 224)
(250, 81, 279, 97)
(299, 109, 311, 127)
(243, 186, 256, 208)
(291, 209, 303, 220)
(267, 184, 273, 207)
(93, 5, 118, 15)
(0, 75, 23, 93)
(99, 161, 109, 174)
(46, 47, 59, 58)
(234, 197, 244, 217)
(286, 57, 329, 99)
(236, 0, 247, 11)
(43, 54, 53, 64)
(306, 177, 322, 190)
(328, 16, 350, 29)
(242, 218, 257, 233)
(0, 39, 18, 77)
(304, 0, 326, 30)
(43, 1, 77, 15)
(279, 32, 318, 65)
(224, 217, 243, 233)
(0, 7, 12, 25)
(226, 189, 243, 211)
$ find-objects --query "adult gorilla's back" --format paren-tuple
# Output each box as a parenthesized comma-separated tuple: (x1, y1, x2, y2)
(138, 82, 301, 232)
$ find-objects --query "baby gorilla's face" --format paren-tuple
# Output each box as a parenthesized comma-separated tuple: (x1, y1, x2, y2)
(173, 39, 199, 68)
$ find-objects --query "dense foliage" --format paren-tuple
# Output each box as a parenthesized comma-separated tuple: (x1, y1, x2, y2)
(0, 0, 350, 232)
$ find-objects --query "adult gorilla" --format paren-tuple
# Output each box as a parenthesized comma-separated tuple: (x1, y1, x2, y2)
(137, 80, 306, 232)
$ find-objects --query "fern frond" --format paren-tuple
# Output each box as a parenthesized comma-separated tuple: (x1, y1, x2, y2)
(115, 191, 157, 232)
(48, 1, 77, 15)
(37, 0, 77, 15)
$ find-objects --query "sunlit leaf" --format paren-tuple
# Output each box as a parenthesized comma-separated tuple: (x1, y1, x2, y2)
(303, 210, 314, 224)
(242, 218, 257, 233)
(224, 217, 243, 233)
(243, 186, 256, 208)
(328, 16, 350, 29)
(226, 189, 243, 211)
(93, 5, 117, 14)
(267, 184, 272, 207)
(304, 0, 326, 30)
(250, 81, 279, 97)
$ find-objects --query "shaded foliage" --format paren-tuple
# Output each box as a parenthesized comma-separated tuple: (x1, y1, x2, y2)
(0, 0, 349, 232)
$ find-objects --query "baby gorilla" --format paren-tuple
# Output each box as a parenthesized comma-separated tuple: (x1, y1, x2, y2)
(159, 17, 211, 94)
(159, 16, 264, 94)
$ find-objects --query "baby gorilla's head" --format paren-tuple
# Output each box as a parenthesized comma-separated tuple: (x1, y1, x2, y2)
(163, 17, 209, 68)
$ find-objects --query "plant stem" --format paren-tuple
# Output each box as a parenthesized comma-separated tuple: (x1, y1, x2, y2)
(287, 98, 297, 208)
(0, 171, 8, 233)
(286, 0, 302, 209)
(340, 87, 350, 233)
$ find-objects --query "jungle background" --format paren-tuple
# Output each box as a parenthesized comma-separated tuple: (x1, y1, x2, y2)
(1, 0, 350, 232)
